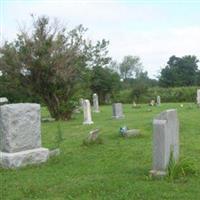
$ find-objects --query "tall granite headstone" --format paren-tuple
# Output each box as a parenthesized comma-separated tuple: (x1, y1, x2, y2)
(157, 96, 161, 106)
(197, 89, 200, 106)
(150, 109, 179, 177)
(0, 103, 49, 168)
(112, 103, 124, 119)
(83, 99, 93, 125)
(93, 93, 100, 113)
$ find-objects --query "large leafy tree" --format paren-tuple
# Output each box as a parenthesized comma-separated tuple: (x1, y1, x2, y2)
(119, 55, 143, 80)
(0, 16, 110, 120)
(159, 55, 199, 87)
(90, 66, 121, 103)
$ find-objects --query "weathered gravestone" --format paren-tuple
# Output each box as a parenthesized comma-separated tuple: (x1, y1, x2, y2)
(83, 99, 94, 125)
(0, 97, 8, 106)
(149, 99, 155, 106)
(112, 103, 124, 119)
(93, 93, 100, 113)
(197, 89, 200, 106)
(119, 127, 141, 138)
(150, 109, 179, 177)
(87, 129, 99, 142)
(157, 96, 161, 106)
(0, 103, 49, 168)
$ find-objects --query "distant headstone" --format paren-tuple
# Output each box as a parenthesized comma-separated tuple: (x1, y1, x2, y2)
(132, 101, 137, 108)
(83, 99, 93, 125)
(0, 103, 49, 168)
(197, 89, 200, 106)
(149, 100, 155, 106)
(93, 93, 100, 113)
(112, 103, 124, 119)
(157, 96, 161, 106)
(49, 148, 60, 157)
(150, 109, 179, 177)
(87, 129, 99, 142)
(105, 94, 111, 104)
(0, 97, 8, 105)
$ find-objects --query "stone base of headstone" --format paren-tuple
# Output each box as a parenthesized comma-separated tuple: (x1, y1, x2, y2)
(49, 148, 60, 158)
(124, 129, 141, 137)
(149, 170, 167, 177)
(83, 121, 94, 125)
(41, 117, 55, 122)
(0, 97, 8, 106)
(0, 148, 49, 168)
(112, 115, 125, 119)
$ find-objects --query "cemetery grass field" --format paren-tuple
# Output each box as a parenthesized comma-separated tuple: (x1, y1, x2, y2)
(1, 103, 200, 200)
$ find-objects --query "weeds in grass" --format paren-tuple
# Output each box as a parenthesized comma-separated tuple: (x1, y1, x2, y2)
(82, 137, 103, 146)
(54, 123, 64, 148)
(166, 153, 197, 181)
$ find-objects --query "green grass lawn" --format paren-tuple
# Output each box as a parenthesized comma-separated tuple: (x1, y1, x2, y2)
(1, 103, 200, 200)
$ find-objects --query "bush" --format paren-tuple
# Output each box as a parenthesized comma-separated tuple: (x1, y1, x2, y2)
(116, 86, 199, 103)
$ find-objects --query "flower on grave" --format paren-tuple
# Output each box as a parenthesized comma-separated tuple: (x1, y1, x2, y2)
(119, 126, 128, 136)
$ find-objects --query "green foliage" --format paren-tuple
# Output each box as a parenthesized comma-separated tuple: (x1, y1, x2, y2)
(1, 103, 200, 199)
(54, 123, 64, 148)
(82, 137, 103, 146)
(0, 16, 110, 120)
(159, 55, 199, 87)
(119, 55, 143, 80)
(117, 86, 198, 103)
(90, 66, 121, 103)
(167, 156, 197, 181)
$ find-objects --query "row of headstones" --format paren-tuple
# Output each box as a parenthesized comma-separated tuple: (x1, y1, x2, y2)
(0, 102, 179, 177)
(0, 89, 199, 172)
(82, 99, 124, 125)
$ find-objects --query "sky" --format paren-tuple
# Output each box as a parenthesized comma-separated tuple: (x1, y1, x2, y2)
(1, 0, 200, 78)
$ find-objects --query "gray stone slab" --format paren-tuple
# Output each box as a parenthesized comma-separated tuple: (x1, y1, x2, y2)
(150, 109, 179, 176)
(83, 100, 93, 125)
(49, 148, 60, 157)
(0, 103, 41, 153)
(197, 89, 200, 105)
(157, 96, 161, 106)
(0, 148, 49, 168)
(93, 93, 100, 113)
(112, 103, 124, 119)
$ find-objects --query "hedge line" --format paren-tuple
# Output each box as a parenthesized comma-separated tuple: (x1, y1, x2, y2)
(116, 86, 199, 104)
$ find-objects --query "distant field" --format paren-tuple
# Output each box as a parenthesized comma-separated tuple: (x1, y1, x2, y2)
(1, 103, 200, 200)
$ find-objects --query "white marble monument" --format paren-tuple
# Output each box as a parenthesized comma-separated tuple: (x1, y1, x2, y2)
(93, 93, 100, 113)
(0, 103, 49, 168)
(197, 89, 200, 106)
(112, 103, 124, 119)
(157, 96, 161, 106)
(83, 100, 93, 125)
(150, 109, 179, 177)
(0, 97, 8, 105)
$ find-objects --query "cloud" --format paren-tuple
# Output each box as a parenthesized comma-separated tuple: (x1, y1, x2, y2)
(1, 0, 200, 78)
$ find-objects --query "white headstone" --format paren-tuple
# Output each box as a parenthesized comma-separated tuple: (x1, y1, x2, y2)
(0, 97, 8, 105)
(197, 89, 200, 106)
(150, 109, 179, 176)
(93, 93, 100, 113)
(83, 100, 93, 125)
(112, 103, 124, 119)
(157, 96, 161, 106)
(0, 103, 49, 168)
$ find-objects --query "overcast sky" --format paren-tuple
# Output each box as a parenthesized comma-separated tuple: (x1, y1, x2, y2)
(1, 0, 200, 78)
